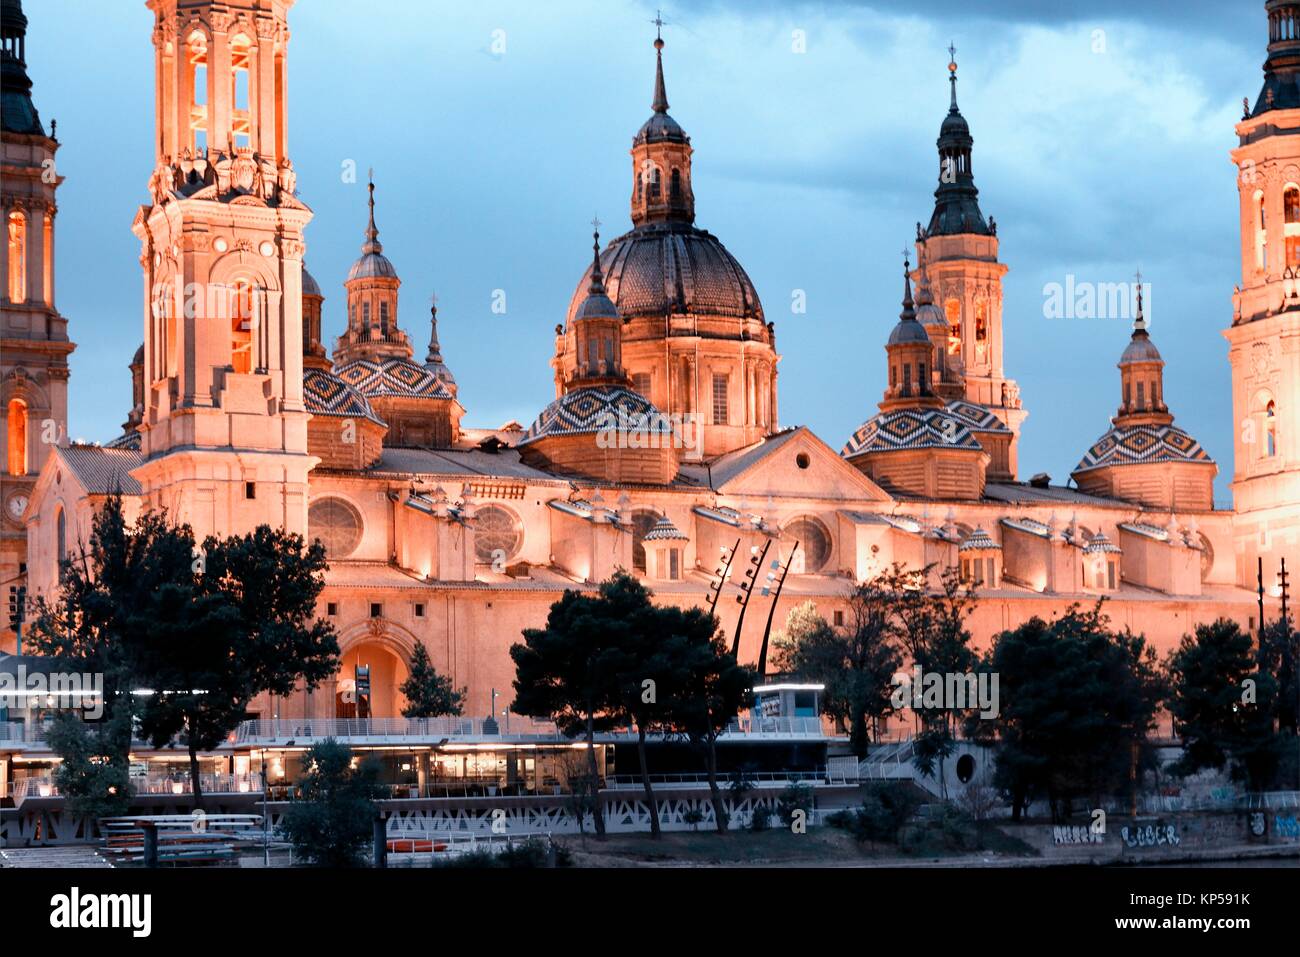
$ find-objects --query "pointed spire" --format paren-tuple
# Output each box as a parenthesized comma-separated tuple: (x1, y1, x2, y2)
(362, 168, 382, 255)
(589, 216, 607, 294)
(900, 251, 916, 322)
(426, 297, 443, 364)
(947, 42, 959, 113)
(650, 10, 670, 113)
(1133, 268, 1146, 333)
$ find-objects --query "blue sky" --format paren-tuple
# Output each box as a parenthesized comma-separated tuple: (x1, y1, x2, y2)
(24, 1, 1262, 500)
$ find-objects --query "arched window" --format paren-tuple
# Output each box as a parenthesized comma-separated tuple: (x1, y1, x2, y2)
(474, 504, 523, 565)
(648, 166, 661, 201)
(944, 299, 961, 355)
(230, 280, 255, 373)
(56, 506, 66, 564)
(6, 398, 27, 476)
(630, 510, 660, 572)
(974, 302, 987, 342)
(7, 210, 26, 304)
(1266, 400, 1277, 457)
(1285, 187, 1300, 224)
(1257, 191, 1268, 271)
(670, 168, 681, 201)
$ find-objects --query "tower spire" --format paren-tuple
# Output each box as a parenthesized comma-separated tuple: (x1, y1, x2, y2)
(589, 215, 606, 293)
(362, 168, 382, 254)
(948, 42, 959, 112)
(652, 14, 669, 114)
(1134, 268, 1146, 332)
(900, 251, 916, 322)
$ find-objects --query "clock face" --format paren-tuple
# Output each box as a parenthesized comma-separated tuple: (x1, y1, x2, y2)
(6, 493, 29, 521)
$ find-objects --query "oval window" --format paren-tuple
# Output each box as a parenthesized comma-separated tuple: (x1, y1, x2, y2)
(783, 516, 832, 574)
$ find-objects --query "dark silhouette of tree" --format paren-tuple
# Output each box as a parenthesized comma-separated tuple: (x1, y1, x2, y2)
(400, 643, 465, 718)
(280, 739, 385, 867)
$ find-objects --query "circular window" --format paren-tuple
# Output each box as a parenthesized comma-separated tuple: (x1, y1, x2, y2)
(956, 753, 975, 784)
(783, 515, 832, 574)
(630, 510, 660, 573)
(308, 497, 363, 558)
(474, 504, 522, 565)
(795, 452, 811, 470)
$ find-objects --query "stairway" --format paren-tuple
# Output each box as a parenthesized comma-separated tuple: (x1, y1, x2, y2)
(0, 846, 114, 868)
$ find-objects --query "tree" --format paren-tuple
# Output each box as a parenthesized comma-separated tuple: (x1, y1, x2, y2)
(279, 739, 385, 867)
(400, 643, 465, 718)
(133, 525, 341, 806)
(1167, 618, 1287, 792)
(29, 495, 341, 807)
(973, 605, 1164, 821)
(666, 618, 755, 834)
(774, 591, 900, 759)
(511, 585, 628, 837)
(43, 710, 134, 820)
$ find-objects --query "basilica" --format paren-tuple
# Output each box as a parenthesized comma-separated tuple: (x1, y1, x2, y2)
(2, 0, 1297, 734)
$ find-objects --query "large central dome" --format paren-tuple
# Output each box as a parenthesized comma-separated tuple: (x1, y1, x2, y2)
(566, 221, 763, 325)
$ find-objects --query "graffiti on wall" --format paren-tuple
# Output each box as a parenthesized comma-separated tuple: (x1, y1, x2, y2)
(1120, 821, 1180, 848)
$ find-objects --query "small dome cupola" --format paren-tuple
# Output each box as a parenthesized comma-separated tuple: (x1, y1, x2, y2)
(630, 22, 695, 227)
(1, 0, 45, 136)
(882, 255, 942, 411)
(568, 221, 628, 388)
(928, 46, 991, 238)
(1115, 274, 1171, 426)
(335, 172, 410, 364)
(301, 262, 328, 369)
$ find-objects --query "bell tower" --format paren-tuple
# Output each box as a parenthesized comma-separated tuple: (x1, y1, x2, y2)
(131, 0, 315, 539)
(917, 48, 1025, 463)
(1226, 0, 1300, 586)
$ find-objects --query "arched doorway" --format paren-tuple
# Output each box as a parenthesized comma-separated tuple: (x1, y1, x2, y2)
(336, 639, 409, 719)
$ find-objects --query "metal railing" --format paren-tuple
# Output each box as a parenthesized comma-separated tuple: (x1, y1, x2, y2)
(605, 769, 829, 789)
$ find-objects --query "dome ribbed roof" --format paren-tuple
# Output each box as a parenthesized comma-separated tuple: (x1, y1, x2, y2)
(1119, 330, 1161, 365)
(302, 265, 322, 298)
(568, 222, 762, 324)
(303, 367, 386, 426)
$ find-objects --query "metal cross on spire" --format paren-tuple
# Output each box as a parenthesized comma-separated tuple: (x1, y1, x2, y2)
(591, 214, 602, 236)
(653, 9, 665, 40)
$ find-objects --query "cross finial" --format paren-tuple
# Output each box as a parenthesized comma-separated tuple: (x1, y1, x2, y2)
(591, 214, 602, 236)
(948, 42, 957, 63)
(902, 246, 910, 270)
(653, 10, 665, 40)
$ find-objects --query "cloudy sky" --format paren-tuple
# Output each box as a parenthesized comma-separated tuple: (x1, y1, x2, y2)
(24, 0, 1265, 499)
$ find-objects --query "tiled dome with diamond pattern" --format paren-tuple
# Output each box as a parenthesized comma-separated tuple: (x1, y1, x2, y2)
(304, 367, 386, 425)
(520, 384, 674, 444)
(1074, 423, 1211, 474)
(944, 400, 1011, 434)
(841, 407, 982, 458)
(334, 355, 452, 400)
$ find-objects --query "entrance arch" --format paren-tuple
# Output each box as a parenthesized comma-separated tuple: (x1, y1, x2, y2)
(334, 620, 415, 719)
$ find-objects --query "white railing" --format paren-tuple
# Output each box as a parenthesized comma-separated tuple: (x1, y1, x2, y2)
(9, 774, 264, 801)
(232, 714, 826, 745)
(605, 770, 829, 789)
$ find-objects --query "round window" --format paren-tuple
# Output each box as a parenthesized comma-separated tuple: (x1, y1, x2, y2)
(474, 504, 522, 565)
(783, 516, 832, 574)
(308, 497, 363, 559)
(956, 753, 975, 784)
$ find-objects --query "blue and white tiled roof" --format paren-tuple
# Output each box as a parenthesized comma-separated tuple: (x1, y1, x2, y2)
(520, 384, 672, 444)
(842, 407, 982, 458)
(944, 400, 1011, 434)
(644, 516, 688, 541)
(304, 367, 387, 425)
(335, 355, 453, 400)
(1074, 423, 1212, 474)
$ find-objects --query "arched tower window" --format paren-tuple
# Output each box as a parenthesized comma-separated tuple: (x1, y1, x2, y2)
(1256, 191, 1268, 271)
(975, 301, 988, 342)
(6, 398, 27, 476)
(230, 33, 252, 148)
(1286, 186, 1300, 266)
(944, 299, 962, 355)
(56, 506, 66, 564)
(670, 168, 682, 200)
(187, 31, 209, 153)
(7, 210, 26, 304)
(1267, 400, 1277, 457)
(648, 166, 661, 200)
(230, 280, 255, 374)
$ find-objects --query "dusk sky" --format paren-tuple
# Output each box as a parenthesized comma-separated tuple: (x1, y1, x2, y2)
(25, 0, 1262, 499)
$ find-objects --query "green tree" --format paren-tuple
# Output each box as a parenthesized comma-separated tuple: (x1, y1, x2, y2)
(774, 591, 900, 758)
(279, 739, 385, 867)
(43, 710, 134, 820)
(510, 585, 628, 837)
(399, 643, 465, 718)
(667, 619, 755, 834)
(1167, 618, 1287, 792)
(973, 605, 1164, 821)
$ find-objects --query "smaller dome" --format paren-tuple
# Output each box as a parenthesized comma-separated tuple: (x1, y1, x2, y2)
(574, 288, 619, 322)
(335, 355, 452, 400)
(302, 265, 322, 298)
(131, 343, 144, 366)
(888, 317, 932, 346)
(842, 407, 982, 458)
(347, 252, 398, 282)
(635, 111, 687, 144)
(1119, 330, 1161, 365)
(1082, 531, 1122, 555)
(521, 384, 673, 444)
(645, 516, 688, 541)
(940, 110, 970, 138)
(915, 302, 947, 330)
(959, 526, 1000, 552)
